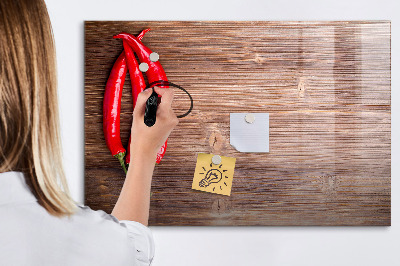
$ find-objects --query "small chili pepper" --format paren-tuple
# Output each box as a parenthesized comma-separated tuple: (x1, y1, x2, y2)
(115, 31, 169, 164)
(103, 51, 128, 174)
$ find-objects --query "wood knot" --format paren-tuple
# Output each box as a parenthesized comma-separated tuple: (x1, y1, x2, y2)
(297, 77, 306, 97)
(254, 54, 264, 64)
(99, 185, 108, 192)
(211, 199, 231, 214)
(209, 131, 224, 153)
(319, 175, 338, 195)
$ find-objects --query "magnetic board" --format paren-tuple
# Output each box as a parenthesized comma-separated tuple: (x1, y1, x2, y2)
(84, 21, 391, 225)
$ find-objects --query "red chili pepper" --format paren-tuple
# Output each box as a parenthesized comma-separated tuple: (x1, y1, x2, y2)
(103, 51, 128, 174)
(103, 30, 150, 173)
(114, 31, 169, 165)
(122, 32, 147, 166)
(156, 141, 167, 164)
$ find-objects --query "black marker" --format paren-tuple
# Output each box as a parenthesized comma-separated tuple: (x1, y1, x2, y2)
(144, 87, 159, 127)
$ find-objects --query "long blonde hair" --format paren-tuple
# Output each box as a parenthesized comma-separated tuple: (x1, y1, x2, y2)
(0, 0, 76, 216)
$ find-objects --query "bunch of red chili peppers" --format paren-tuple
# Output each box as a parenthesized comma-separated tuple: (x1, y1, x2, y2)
(103, 29, 169, 174)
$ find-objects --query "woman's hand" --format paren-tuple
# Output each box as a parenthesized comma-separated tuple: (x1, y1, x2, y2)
(130, 86, 179, 158)
(112, 86, 178, 224)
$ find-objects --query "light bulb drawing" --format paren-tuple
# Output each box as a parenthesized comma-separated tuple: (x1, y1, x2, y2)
(198, 162, 229, 191)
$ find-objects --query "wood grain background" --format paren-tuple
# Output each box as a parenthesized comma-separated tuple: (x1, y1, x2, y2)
(84, 21, 391, 226)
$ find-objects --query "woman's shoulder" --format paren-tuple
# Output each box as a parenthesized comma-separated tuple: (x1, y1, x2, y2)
(69, 204, 139, 249)
(73, 204, 120, 224)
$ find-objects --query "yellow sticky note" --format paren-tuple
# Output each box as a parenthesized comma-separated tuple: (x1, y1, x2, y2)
(192, 153, 236, 196)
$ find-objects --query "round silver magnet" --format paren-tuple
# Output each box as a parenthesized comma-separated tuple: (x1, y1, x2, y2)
(139, 62, 149, 72)
(211, 155, 222, 165)
(149, 52, 159, 62)
(245, 113, 255, 124)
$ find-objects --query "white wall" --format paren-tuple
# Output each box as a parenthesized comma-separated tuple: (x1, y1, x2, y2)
(45, 0, 399, 265)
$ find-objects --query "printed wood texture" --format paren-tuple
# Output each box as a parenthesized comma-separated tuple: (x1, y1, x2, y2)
(84, 21, 391, 225)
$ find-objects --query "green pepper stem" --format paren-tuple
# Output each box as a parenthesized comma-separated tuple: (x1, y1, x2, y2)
(114, 152, 127, 174)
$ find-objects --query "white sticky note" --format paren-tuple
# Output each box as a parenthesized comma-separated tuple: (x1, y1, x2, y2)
(230, 113, 269, 152)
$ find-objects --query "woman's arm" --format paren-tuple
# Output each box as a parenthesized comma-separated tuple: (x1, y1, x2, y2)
(111, 147, 157, 225)
(111, 86, 178, 225)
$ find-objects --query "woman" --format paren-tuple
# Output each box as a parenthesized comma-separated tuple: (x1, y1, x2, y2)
(0, 0, 179, 265)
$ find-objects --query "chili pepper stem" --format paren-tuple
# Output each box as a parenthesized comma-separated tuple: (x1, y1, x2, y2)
(114, 152, 127, 174)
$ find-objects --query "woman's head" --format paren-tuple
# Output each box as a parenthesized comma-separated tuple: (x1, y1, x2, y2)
(0, 0, 76, 216)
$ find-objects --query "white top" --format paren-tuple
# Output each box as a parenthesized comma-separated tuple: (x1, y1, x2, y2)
(0, 171, 155, 266)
